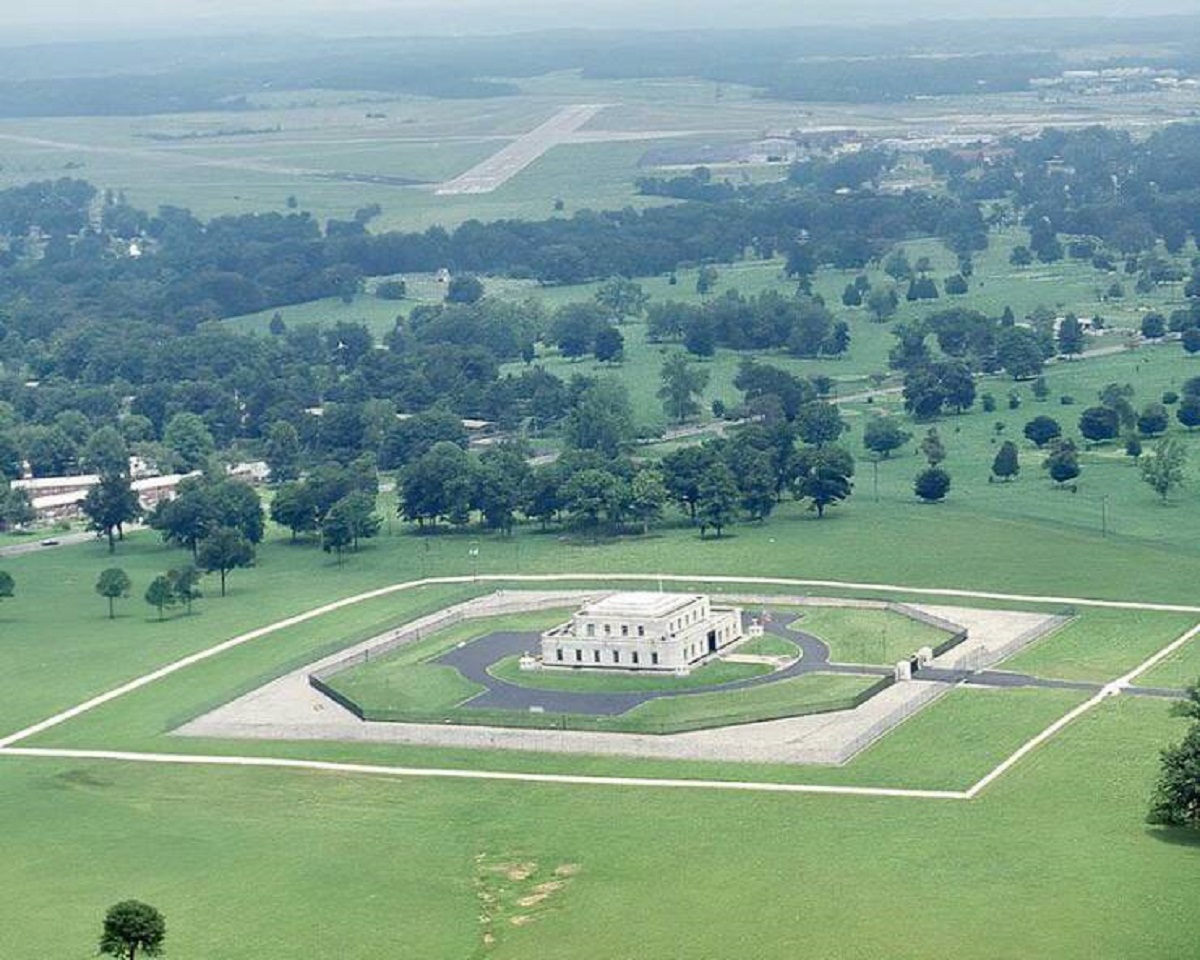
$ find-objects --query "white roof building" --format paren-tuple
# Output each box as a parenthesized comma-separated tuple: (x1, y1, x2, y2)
(540, 592, 743, 674)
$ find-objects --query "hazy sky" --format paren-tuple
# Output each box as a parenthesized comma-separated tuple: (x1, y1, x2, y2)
(5, 0, 1200, 39)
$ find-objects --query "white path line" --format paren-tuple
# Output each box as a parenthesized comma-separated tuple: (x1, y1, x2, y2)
(3, 571, 1198, 752)
(1, 572, 1196, 802)
(965, 621, 1200, 799)
(0, 747, 967, 800)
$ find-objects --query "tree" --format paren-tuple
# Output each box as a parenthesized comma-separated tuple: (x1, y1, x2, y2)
(99, 900, 166, 960)
(1141, 312, 1167, 339)
(996, 327, 1046, 380)
(794, 401, 845, 445)
(594, 277, 649, 320)
(321, 509, 355, 563)
(790, 445, 854, 518)
(1044, 440, 1081, 486)
(593, 325, 625, 363)
(0, 485, 34, 531)
(197, 527, 255, 597)
(82, 471, 142, 554)
(862, 417, 911, 459)
(269, 481, 319, 540)
(735, 451, 776, 521)
(883, 248, 912, 282)
(866, 286, 899, 323)
(162, 412, 214, 472)
(1140, 438, 1187, 503)
(1024, 415, 1062, 448)
(1079, 405, 1120, 445)
(1148, 716, 1200, 829)
(264, 420, 302, 483)
(169, 565, 203, 614)
(657, 355, 710, 422)
(919, 428, 946, 467)
(144, 575, 176, 620)
(628, 468, 668, 534)
(561, 468, 626, 540)
(1177, 395, 1200, 431)
(696, 461, 739, 537)
(446, 274, 484, 304)
(991, 441, 1020, 482)
(82, 425, 130, 476)
(1057, 314, 1085, 358)
(1032, 376, 1051, 401)
(95, 568, 131, 619)
(328, 492, 382, 550)
(1182, 327, 1200, 355)
(1137, 403, 1169, 437)
(0, 570, 13, 603)
(563, 380, 635, 457)
(914, 466, 951, 502)
(841, 283, 863, 307)
(695, 265, 719, 296)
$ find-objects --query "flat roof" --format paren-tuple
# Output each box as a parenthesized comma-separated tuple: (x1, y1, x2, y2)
(580, 592, 702, 620)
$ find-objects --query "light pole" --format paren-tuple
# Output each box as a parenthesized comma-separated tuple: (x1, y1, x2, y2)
(1101, 495, 1109, 539)
(469, 541, 480, 582)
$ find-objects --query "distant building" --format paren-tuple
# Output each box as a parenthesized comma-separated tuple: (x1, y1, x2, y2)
(15, 471, 199, 522)
(539, 593, 743, 674)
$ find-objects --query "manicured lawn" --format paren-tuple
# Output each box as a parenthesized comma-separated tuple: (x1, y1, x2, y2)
(325, 610, 572, 712)
(1139, 632, 1200, 688)
(488, 653, 770, 692)
(3, 697, 1197, 960)
(791, 607, 953, 664)
(615, 671, 882, 732)
(1000, 609, 1199, 682)
(732, 632, 802, 658)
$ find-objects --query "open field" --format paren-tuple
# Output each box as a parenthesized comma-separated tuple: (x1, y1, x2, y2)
(9, 69, 1200, 957)
(2, 696, 1196, 959)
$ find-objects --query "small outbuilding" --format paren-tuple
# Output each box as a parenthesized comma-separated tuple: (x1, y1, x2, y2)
(540, 592, 743, 674)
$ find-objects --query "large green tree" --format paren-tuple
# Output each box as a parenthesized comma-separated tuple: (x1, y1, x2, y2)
(790, 445, 854, 518)
(197, 527, 255, 597)
(99, 900, 166, 960)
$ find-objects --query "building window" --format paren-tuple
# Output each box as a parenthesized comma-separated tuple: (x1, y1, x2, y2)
(604, 624, 611, 636)
(586, 624, 595, 638)
(621, 624, 629, 637)
(632, 652, 639, 665)
(556, 649, 563, 662)
(613, 651, 620, 664)
(594, 650, 601, 663)
(651, 652, 659, 665)
(637, 625, 645, 637)
(575, 649, 582, 662)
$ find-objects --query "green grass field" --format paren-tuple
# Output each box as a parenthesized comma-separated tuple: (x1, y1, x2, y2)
(8, 74, 1200, 957)
(3, 695, 1196, 960)
(789, 607, 953, 665)
(733, 632, 802, 658)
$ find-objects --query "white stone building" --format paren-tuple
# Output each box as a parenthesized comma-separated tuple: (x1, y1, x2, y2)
(540, 593, 743, 674)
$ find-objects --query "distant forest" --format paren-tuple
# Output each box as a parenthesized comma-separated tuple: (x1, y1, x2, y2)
(6, 16, 1200, 116)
